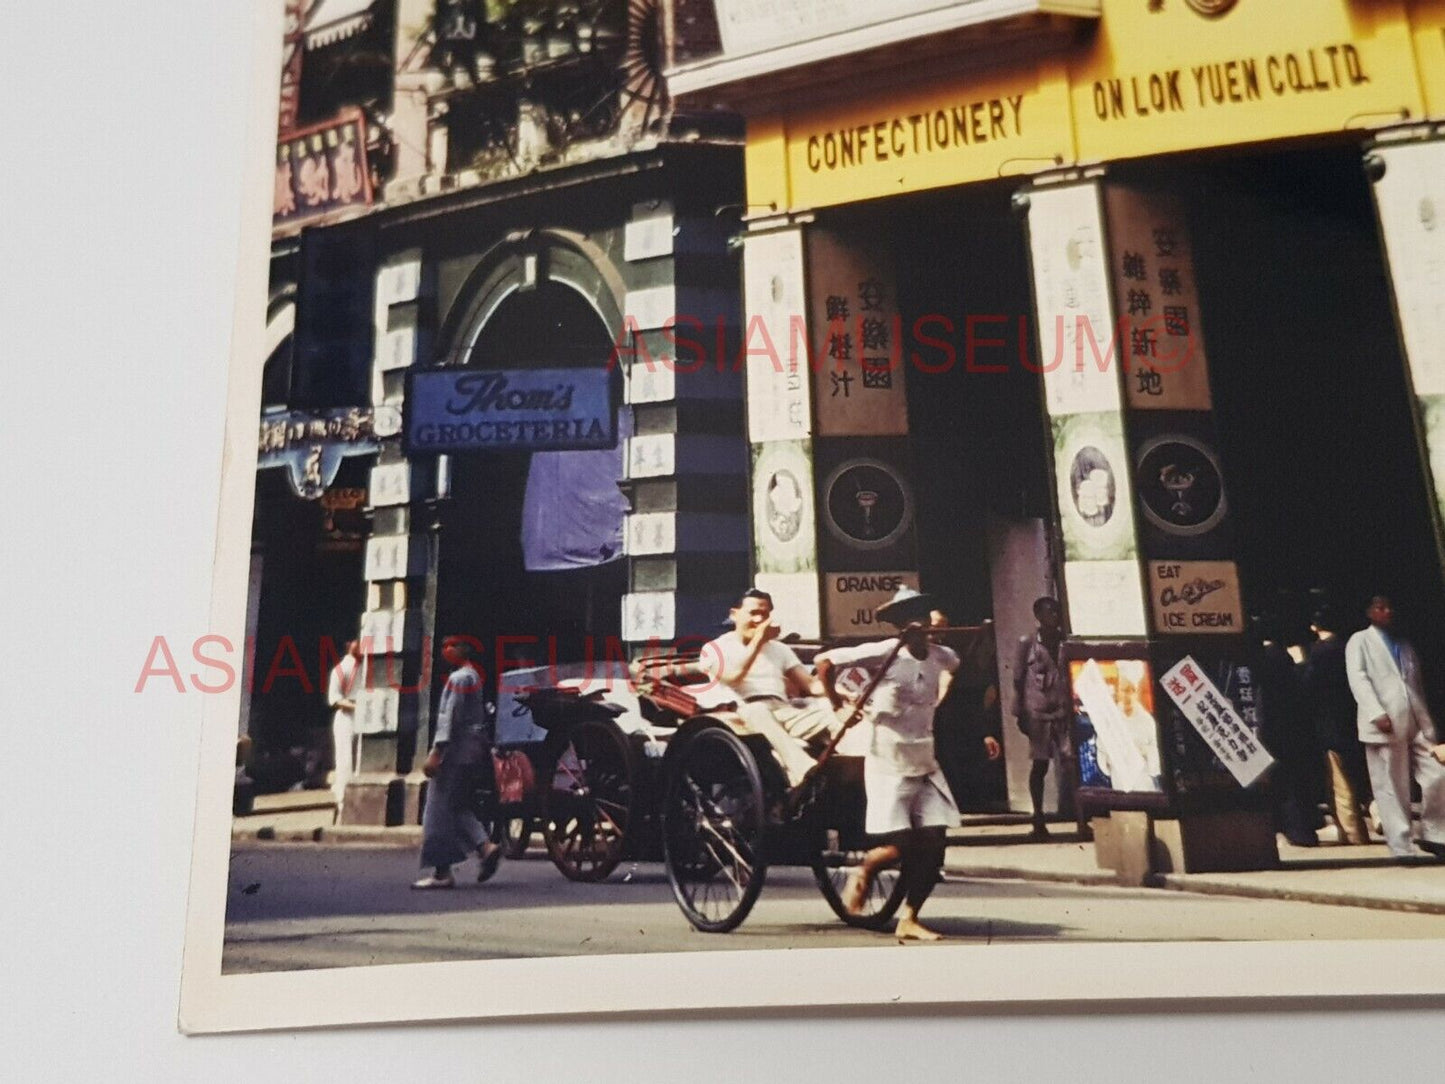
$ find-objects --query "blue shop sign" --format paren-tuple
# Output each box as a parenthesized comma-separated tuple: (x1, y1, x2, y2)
(405, 368, 616, 454)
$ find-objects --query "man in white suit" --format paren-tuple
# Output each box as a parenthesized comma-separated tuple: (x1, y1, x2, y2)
(1345, 594, 1445, 858)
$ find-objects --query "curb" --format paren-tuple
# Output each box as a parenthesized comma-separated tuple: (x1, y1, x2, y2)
(942, 859, 1445, 916)
(943, 862, 1119, 889)
(233, 825, 422, 847)
(1152, 873, 1445, 917)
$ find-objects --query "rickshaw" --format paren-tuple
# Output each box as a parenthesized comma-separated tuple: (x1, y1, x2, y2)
(516, 638, 929, 934)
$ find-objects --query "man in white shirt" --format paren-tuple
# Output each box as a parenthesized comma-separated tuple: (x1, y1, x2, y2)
(816, 586, 961, 941)
(326, 638, 362, 813)
(696, 588, 843, 787)
(1345, 593, 1445, 858)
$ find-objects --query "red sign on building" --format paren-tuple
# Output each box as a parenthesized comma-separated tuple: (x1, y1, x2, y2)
(278, 0, 309, 135)
(274, 109, 373, 227)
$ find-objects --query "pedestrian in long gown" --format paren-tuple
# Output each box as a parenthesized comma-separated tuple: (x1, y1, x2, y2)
(413, 636, 503, 889)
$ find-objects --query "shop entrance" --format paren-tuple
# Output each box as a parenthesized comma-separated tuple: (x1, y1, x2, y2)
(433, 281, 628, 720)
(1161, 144, 1445, 700)
(247, 458, 368, 791)
(855, 185, 1055, 812)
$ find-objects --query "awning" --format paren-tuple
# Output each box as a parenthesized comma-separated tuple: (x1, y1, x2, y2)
(304, 0, 377, 51)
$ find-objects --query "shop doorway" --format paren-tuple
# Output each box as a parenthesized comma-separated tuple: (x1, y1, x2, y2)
(866, 185, 1056, 811)
(433, 280, 628, 718)
(247, 459, 368, 791)
(1164, 144, 1445, 701)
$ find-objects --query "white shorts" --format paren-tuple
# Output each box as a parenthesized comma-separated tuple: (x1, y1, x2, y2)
(863, 761, 960, 836)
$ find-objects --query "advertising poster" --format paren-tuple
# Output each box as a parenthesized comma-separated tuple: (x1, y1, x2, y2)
(1028, 182, 1121, 418)
(814, 438, 917, 572)
(1071, 657, 1164, 794)
(1147, 560, 1245, 634)
(1053, 411, 1138, 563)
(1062, 560, 1149, 638)
(1160, 655, 1274, 789)
(751, 438, 818, 574)
(743, 228, 812, 443)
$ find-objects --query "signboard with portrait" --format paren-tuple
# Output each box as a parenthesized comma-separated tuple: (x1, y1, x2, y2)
(1052, 411, 1138, 562)
(1071, 656, 1165, 795)
(751, 438, 818, 575)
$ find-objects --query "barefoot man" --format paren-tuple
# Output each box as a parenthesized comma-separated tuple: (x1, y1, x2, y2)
(815, 587, 960, 942)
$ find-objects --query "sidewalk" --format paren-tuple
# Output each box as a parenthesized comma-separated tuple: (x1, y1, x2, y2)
(232, 797, 1445, 916)
(943, 822, 1445, 917)
(232, 791, 422, 846)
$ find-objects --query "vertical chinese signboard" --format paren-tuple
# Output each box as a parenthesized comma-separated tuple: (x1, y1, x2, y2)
(278, 0, 310, 135)
(274, 109, 374, 227)
(1104, 185, 1243, 634)
(806, 228, 920, 638)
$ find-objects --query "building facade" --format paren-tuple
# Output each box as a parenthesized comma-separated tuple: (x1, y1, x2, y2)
(665, 0, 1445, 866)
(247, 0, 749, 822)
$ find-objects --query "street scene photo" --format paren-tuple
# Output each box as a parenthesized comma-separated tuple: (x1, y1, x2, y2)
(219, 0, 1445, 976)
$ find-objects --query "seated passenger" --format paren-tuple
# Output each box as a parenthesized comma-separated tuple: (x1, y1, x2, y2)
(695, 588, 844, 787)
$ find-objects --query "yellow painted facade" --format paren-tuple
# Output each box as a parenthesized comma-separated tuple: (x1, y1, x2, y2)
(746, 0, 1442, 214)
(1411, 0, 1445, 117)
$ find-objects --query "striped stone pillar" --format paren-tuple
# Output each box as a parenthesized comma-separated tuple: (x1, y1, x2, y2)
(346, 247, 433, 826)
(620, 200, 751, 649)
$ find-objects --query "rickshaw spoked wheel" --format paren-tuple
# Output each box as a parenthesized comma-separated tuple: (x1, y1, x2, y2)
(542, 717, 635, 882)
(811, 831, 906, 930)
(662, 725, 768, 933)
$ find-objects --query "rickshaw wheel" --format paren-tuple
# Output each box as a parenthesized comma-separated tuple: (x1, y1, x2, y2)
(502, 816, 533, 859)
(811, 833, 906, 930)
(543, 718, 635, 882)
(662, 725, 768, 933)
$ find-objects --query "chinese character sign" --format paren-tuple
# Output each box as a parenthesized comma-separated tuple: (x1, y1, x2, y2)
(1104, 185, 1213, 410)
(806, 228, 909, 436)
(275, 109, 373, 227)
(1159, 654, 1274, 788)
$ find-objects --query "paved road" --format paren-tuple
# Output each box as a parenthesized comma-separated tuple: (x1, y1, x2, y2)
(222, 843, 1445, 973)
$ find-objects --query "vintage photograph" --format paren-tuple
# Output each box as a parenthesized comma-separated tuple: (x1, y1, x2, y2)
(182, 0, 1445, 1027)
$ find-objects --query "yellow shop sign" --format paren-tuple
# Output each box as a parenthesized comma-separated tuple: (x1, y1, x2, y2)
(752, 62, 1073, 213)
(1071, 0, 1423, 161)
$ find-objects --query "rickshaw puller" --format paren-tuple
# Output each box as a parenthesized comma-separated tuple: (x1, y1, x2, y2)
(816, 587, 960, 942)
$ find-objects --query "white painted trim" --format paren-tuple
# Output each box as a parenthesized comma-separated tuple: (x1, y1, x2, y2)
(667, 0, 1099, 97)
(263, 302, 294, 363)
